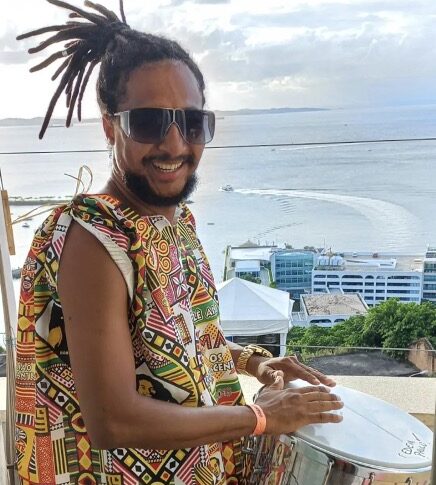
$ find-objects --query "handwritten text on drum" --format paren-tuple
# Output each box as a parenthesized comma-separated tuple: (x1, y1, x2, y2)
(399, 433, 429, 459)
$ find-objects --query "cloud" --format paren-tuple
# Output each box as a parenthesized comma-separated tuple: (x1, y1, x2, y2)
(3, 0, 436, 113)
(170, 0, 230, 4)
(0, 28, 37, 65)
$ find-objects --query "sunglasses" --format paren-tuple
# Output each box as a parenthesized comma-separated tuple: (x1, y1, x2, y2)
(113, 107, 215, 145)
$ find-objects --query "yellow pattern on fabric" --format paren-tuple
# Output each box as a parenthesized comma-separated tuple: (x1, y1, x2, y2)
(15, 194, 246, 485)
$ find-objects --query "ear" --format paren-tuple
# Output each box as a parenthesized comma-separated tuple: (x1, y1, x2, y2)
(102, 114, 115, 145)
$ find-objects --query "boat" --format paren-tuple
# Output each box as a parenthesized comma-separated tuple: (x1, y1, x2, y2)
(22, 222, 30, 228)
(219, 184, 233, 192)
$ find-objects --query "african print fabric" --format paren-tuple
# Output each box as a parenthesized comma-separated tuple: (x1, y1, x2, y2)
(16, 194, 246, 485)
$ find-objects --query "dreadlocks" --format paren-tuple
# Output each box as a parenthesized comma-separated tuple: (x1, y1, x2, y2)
(17, 0, 206, 139)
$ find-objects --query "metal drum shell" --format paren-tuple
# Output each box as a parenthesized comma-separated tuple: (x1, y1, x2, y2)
(242, 434, 432, 485)
(292, 436, 432, 485)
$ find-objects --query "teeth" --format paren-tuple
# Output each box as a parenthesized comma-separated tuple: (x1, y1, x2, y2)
(152, 161, 183, 172)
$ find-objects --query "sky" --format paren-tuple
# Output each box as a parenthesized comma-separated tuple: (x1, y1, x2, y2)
(2, 0, 436, 118)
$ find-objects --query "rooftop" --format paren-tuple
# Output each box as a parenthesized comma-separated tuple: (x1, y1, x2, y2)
(307, 351, 418, 377)
(315, 252, 424, 273)
(229, 245, 277, 262)
(235, 260, 260, 272)
(302, 293, 368, 316)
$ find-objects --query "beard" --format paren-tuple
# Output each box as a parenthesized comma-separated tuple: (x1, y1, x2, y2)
(123, 163, 198, 207)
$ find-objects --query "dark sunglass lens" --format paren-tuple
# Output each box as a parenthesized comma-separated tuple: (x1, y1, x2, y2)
(184, 110, 215, 144)
(206, 111, 215, 142)
(129, 108, 166, 143)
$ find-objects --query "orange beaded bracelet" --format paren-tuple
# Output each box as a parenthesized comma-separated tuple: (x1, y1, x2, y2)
(246, 404, 266, 436)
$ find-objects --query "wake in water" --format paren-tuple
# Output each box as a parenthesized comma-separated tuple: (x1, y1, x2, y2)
(235, 188, 421, 249)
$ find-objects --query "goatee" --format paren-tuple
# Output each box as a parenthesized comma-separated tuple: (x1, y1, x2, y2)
(123, 170, 198, 207)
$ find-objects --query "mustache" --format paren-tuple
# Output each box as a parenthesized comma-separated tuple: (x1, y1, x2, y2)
(142, 154, 195, 165)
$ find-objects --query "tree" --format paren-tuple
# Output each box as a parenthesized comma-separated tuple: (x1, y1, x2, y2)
(287, 300, 436, 360)
(382, 301, 436, 357)
(329, 315, 366, 347)
(239, 274, 261, 284)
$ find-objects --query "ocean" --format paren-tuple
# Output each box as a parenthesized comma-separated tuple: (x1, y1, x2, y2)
(1, 104, 436, 334)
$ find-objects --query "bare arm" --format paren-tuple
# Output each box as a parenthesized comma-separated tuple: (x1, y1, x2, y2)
(58, 222, 256, 449)
(58, 222, 342, 450)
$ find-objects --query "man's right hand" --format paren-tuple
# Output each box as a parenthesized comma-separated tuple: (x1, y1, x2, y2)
(254, 373, 344, 435)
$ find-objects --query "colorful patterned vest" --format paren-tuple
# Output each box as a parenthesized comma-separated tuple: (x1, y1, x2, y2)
(15, 194, 245, 485)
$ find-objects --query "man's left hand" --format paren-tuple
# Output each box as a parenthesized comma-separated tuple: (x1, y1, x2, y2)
(254, 355, 336, 387)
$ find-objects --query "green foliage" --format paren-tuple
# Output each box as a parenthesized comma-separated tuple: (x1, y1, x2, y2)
(239, 274, 261, 284)
(288, 300, 436, 359)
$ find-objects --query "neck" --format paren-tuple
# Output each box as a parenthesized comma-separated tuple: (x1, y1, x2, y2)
(100, 176, 177, 223)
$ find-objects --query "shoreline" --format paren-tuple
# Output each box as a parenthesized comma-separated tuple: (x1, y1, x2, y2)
(9, 198, 72, 206)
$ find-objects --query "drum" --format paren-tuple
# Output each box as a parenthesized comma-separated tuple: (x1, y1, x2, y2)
(242, 380, 433, 484)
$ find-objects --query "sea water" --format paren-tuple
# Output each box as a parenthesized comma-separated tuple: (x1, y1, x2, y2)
(1, 104, 436, 333)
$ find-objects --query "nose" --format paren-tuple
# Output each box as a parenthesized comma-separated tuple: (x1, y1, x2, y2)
(158, 122, 189, 155)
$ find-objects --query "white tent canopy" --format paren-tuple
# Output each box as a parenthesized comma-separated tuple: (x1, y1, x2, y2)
(217, 278, 293, 356)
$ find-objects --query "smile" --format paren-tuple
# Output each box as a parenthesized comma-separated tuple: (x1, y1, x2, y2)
(152, 161, 183, 172)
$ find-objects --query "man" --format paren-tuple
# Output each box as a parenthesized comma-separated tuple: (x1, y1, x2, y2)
(15, 2, 343, 484)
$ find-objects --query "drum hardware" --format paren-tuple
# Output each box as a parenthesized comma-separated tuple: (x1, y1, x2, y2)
(244, 435, 276, 484)
(321, 460, 334, 485)
(242, 435, 259, 455)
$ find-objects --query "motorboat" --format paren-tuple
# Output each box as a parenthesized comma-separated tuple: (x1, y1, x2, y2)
(219, 184, 234, 192)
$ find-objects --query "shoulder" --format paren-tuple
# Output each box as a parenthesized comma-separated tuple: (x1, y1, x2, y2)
(68, 194, 138, 251)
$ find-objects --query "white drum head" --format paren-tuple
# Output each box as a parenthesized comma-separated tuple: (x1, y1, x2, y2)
(286, 380, 433, 470)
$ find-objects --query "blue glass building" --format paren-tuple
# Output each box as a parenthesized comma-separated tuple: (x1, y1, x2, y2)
(271, 250, 315, 298)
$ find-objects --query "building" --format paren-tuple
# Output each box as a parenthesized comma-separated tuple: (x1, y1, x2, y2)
(270, 250, 316, 299)
(312, 252, 423, 306)
(224, 243, 277, 284)
(292, 293, 368, 327)
(234, 260, 261, 279)
(422, 246, 436, 304)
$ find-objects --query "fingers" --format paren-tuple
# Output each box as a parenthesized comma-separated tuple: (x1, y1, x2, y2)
(299, 389, 342, 403)
(267, 371, 284, 391)
(257, 384, 344, 434)
(263, 369, 284, 386)
(307, 400, 344, 413)
(296, 385, 332, 396)
(275, 356, 336, 387)
(305, 411, 344, 425)
(299, 390, 344, 426)
(298, 363, 336, 387)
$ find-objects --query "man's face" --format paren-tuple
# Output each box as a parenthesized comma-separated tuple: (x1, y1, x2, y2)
(107, 60, 205, 206)
(138, 379, 155, 396)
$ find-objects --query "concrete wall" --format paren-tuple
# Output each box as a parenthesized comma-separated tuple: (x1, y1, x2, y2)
(408, 338, 436, 374)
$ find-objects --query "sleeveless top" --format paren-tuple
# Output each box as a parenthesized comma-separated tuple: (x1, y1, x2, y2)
(15, 194, 246, 485)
